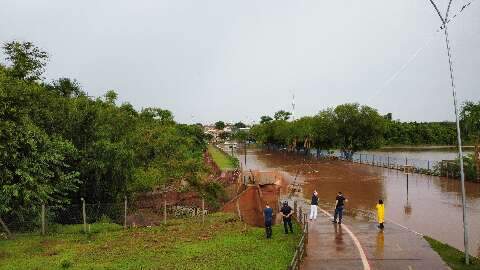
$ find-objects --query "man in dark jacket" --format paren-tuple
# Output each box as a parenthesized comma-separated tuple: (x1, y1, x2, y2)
(264, 202, 273, 238)
(333, 192, 348, 224)
(280, 201, 294, 234)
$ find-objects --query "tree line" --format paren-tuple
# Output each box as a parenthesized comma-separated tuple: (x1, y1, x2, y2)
(0, 41, 220, 224)
(250, 103, 386, 159)
(250, 102, 480, 156)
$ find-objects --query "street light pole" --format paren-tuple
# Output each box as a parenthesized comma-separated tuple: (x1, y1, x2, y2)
(244, 140, 247, 166)
(428, 0, 469, 264)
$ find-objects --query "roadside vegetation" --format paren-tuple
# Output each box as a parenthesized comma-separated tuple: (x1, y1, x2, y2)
(0, 213, 300, 270)
(0, 41, 217, 230)
(207, 145, 238, 170)
(425, 236, 480, 270)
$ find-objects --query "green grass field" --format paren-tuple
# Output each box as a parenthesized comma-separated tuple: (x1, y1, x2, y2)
(207, 145, 236, 171)
(425, 236, 480, 270)
(0, 213, 300, 270)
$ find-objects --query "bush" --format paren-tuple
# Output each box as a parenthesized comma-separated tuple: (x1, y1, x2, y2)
(60, 259, 72, 269)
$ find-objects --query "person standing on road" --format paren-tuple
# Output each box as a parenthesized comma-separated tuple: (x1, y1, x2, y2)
(310, 190, 319, 221)
(376, 199, 385, 229)
(333, 192, 347, 224)
(280, 201, 294, 234)
(264, 202, 273, 238)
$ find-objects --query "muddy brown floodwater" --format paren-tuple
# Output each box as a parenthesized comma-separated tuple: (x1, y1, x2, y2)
(239, 147, 480, 257)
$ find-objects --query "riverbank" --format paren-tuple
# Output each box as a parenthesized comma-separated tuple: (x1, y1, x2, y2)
(0, 213, 300, 270)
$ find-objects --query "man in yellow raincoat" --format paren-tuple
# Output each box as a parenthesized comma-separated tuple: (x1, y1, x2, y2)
(376, 200, 385, 229)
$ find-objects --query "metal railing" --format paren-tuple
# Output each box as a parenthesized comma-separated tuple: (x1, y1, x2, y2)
(288, 213, 308, 270)
(305, 149, 464, 179)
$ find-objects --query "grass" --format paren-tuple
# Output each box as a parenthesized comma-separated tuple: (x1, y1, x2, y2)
(207, 145, 236, 171)
(0, 213, 300, 270)
(425, 236, 480, 270)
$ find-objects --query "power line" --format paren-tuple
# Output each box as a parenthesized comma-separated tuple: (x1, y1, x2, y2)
(367, 0, 476, 104)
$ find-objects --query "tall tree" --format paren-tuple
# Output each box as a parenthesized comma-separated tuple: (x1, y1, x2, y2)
(260, 115, 273, 124)
(2, 41, 48, 81)
(215, 121, 225, 130)
(234, 122, 246, 128)
(274, 110, 291, 121)
(334, 103, 385, 159)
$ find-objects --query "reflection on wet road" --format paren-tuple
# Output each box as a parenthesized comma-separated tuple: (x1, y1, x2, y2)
(239, 148, 480, 257)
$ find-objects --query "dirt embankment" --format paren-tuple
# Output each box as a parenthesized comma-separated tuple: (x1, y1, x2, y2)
(127, 151, 242, 226)
(222, 171, 286, 227)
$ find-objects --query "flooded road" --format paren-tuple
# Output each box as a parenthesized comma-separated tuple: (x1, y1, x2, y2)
(239, 148, 480, 257)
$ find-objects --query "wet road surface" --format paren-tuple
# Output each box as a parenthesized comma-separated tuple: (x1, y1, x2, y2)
(301, 209, 447, 270)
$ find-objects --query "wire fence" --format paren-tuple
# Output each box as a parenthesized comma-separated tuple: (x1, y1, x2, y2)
(341, 152, 461, 178)
(2, 197, 209, 237)
(284, 148, 463, 179)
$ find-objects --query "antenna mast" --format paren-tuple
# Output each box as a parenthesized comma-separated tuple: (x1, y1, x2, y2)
(291, 93, 295, 121)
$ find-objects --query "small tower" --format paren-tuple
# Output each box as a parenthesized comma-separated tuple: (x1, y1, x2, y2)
(291, 93, 295, 121)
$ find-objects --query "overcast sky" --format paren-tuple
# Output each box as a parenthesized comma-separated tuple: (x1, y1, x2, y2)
(1, 0, 479, 124)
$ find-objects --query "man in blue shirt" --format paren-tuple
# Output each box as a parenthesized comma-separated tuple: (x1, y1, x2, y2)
(264, 202, 273, 238)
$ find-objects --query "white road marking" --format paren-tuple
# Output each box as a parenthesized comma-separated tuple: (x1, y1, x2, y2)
(385, 218, 424, 237)
(319, 208, 371, 270)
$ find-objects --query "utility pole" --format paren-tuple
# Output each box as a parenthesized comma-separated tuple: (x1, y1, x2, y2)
(244, 140, 247, 166)
(427, 0, 469, 264)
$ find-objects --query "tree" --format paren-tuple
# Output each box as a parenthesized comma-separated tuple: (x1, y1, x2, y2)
(49, 78, 84, 97)
(141, 107, 174, 125)
(312, 110, 337, 156)
(260, 115, 273, 124)
(2, 41, 48, 81)
(274, 110, 291, 121)
(234, 122, 246, 128)
(0, 73, 80, 220)
(104, 90, 118, 104)
(215, 121, 225, 130)
(334, 103, 385, 159)
(461, 101, 480, 143)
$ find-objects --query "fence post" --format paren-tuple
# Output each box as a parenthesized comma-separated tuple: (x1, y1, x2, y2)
(124, 196, 127, 229)
(294, 200, 298, 219)
(202, 198, 205, 225)
(304, 213, 308, 257)
(298, 207, 303, 224)
(427, 160, 430, 171)
(405, 157, 408, 166)
(163, 199, 167, 225)
(0, 217, 12, 239)
(372, 155, 375, 165)
(387, 156, 390, 168)
(41, 204, 45, 235)
(359, 154, 362, 163)
(236, 199, 242, 221)
(81, 198, 86, 233)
